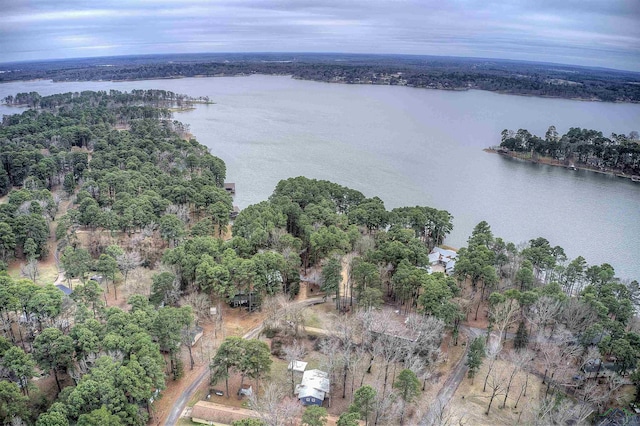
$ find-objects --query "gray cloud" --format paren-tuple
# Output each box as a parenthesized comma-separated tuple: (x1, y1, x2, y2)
(0, 0, 638, 70)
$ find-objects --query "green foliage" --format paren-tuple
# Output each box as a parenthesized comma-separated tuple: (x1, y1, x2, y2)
(302, 406, 328, 426)
(349, 385, 377, 423)
(466, 337, 485, 380)
(0, 381, 29, 424)
(232, 419, 266, 426)
(514, 320, 529, 350)
(394, 369, 421, 403)
(337, 412, 361, 426)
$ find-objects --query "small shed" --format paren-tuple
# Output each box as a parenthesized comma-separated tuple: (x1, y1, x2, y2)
(55, 284, 73, 296)
(189, 325, 204, 346)
(288, 360, 308, 373)
(224, 182, 236, 194)
(238, 384, 253, 397)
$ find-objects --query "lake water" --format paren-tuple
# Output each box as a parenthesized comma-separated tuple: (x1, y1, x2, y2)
(1, 76, 639, 280)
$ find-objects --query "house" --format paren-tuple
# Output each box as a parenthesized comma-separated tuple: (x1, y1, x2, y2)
(428, 247, 458, 266)
(295, 369, 330, 406)
(428, 247, 457, 275)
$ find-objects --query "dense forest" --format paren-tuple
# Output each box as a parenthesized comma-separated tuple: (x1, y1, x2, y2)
(1, 53, 639, 103)
(1, 89, 640, 425)
(498, 126, 640, 176)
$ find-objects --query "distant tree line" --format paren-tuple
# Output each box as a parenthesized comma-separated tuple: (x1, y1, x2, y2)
(499, 126, 640, 175)
(1, 53, 638, 102)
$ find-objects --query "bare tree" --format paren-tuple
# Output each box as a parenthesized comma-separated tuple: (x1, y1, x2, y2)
(284, 340, 306, 395)
(488, 298, 520, 345)
(249, 381, 302, 426)
(526, 296, 562, 344)
(482, 339, 502, 393)
(116, 251, 141, 286)
(419, 399, 460, 426)
(21, 259, 39, 283)
(484, 365, 507, 415)
(559, 298, 597, 335)
(501, 349, 532, 409)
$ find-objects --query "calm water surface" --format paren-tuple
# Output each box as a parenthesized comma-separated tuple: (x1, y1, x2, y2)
(1, 76, 639, 279)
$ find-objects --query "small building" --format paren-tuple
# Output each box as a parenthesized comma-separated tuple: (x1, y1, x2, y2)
(224, 182, 236, 194)
(55, 284, 73, 296)
(295, 369, 330, 406)
(238, 384, 253, 397)
(229, 292, 260, 310)
(288, 360, 308, 373)
(230, 205, 240, 219)
(189, 325, 204, 346)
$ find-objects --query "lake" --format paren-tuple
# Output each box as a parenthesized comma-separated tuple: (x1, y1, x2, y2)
(1, 76, 639, 280)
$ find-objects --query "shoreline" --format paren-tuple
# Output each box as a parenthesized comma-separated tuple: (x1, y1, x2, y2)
(1, 74, 638, 104)
(484, 148, 640, 182)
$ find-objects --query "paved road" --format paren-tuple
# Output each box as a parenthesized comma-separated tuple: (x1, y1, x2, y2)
(165, 297, 324, 425)
(420, 326, 483, 426)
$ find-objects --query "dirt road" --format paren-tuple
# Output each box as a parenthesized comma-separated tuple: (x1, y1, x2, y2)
(420, 326, 483, 426)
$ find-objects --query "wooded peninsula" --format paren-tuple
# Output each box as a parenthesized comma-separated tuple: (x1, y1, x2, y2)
(491, 126, 640, 179)
(1, 90, 640, 425)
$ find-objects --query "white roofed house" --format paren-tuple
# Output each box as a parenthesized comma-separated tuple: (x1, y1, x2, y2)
(295, 369, 330, 406)
(428, 247, 457, 275)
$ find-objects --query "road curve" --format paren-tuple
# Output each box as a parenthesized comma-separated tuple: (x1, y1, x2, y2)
(165, 297, 324, 425)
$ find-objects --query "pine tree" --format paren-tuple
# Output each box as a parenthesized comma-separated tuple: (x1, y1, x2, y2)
(514, 320, 529, 350)
(466, 337, 485, 384)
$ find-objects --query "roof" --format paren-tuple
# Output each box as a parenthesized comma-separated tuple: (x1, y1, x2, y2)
(55, 284, 73, 296)
(300, 369, 330, 393)
(288, 360, 308, 372)
(297, 385, 325, 401)
(431, 247, 457, 259)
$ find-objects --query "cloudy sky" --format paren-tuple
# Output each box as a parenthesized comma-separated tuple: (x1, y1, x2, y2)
(1, 0, 639, 71)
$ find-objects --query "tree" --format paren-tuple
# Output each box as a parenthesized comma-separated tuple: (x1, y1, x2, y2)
(1, 346, 35, 395)
(211, 337, 243, 398)
(514, 320, 529, 350)
(337, 412, 360, 426)
(32, 327, 74, 392)
(394, 369, 421, 425)
(249, 381, 301, 426)
(301, 406, 328, 426)
(284, 340, 306, 395)
(465, 337, 485, 384)
(77, 406, 122, 426)
(349, 385, 377, 426)
(0, 381, 28, 425)
(60, 246, 92, 286)
(321, 256, 342, 310)
(36, 410, 70, 426)
(96, 254, 118, 298)
(159, 214, 185, 247)
(150, 272, 180, 307)
(116, 251, 141, 286)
